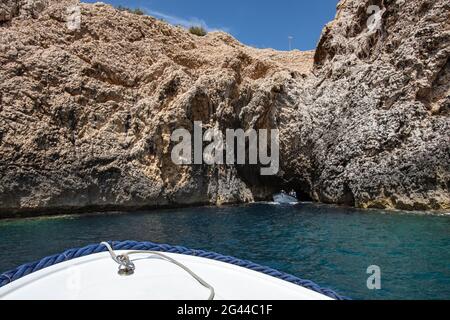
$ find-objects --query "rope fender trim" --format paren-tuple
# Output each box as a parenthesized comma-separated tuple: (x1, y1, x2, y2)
(0, 240, 349, 300)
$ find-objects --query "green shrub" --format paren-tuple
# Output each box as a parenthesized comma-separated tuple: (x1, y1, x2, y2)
(116, 5, 127, 11)
(132, 8, 145, 15)
(189, 26, 207, 37)
(116, 5, 145, 15)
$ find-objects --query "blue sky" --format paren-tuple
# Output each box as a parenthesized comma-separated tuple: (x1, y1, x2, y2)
(84, 0, 338, 51)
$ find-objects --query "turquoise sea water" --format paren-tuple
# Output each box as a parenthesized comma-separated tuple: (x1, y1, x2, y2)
(0, 203, 449, 300)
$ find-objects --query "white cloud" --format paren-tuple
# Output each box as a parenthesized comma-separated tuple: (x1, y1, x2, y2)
(144, 8, 230, 33)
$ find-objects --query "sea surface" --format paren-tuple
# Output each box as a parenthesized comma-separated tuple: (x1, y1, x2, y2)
(0, 203, 449, 300)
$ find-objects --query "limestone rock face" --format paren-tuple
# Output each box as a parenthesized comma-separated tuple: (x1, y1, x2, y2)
(0, 0, 48, 22)
(299, 0, 449, 210)
(0, 0, 448, 215)
(0, 0, 19, 22)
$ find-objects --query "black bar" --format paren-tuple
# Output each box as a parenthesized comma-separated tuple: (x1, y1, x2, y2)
(2, 300, 448, 319)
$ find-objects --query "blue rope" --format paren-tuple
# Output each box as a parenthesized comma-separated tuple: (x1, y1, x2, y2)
(0, 240, 349, 300)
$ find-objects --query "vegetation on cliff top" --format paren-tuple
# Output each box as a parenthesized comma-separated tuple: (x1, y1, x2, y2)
(116, 5, 145, 15)
(189, 26, 208, 36)
(113, 5, 207, 37)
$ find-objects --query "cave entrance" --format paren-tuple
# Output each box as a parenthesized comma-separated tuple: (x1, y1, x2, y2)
(281, 180, 314, 202)
(254, 174, 314, 202)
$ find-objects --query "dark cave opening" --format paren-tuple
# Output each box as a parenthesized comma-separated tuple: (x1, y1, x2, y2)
(240, 168, 314, 202)
(280, 180, 314, 202)
(225, 133, 315, 203)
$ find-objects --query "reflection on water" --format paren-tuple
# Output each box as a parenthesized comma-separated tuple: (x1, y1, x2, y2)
(0, 203, 449, 300)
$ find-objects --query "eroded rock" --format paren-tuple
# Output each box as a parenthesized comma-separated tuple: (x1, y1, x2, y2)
(0, 0, 448, 215)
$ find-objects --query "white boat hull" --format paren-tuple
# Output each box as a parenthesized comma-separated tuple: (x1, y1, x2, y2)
(273, 193, 298, 204)
(0, 251, 331, 300)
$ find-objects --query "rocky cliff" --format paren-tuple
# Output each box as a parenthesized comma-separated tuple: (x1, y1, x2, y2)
(0, 0, 448, 216)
